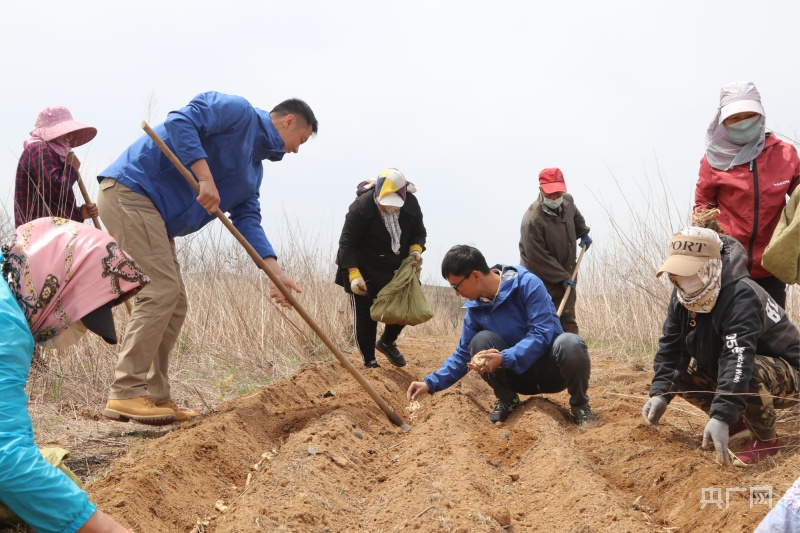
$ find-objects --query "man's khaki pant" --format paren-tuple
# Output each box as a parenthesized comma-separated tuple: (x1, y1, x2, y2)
(97, 179, 188, 403)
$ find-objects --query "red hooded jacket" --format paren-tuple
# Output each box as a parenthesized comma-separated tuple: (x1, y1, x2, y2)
(695, 135, 800, 279)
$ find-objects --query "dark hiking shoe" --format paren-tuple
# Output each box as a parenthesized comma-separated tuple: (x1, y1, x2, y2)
(733, 438, 780, 467)
(375, 340, 407, 367)
(572, 405, 598, 428)
(363, 360, 381, 370)
(487, 396, 520, 423)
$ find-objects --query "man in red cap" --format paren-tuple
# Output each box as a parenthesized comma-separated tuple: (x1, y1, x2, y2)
(519, 168, 592, 334)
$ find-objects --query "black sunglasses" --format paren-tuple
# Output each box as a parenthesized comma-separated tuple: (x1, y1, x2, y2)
(450, 272, 473, 292)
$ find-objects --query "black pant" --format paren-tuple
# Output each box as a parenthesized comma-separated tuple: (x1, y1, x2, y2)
(470, 330, 591, 409)
(349, 293, 404, 365)
(754, 275, 787, 309)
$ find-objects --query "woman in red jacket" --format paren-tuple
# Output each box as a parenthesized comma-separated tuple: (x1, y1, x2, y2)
(694, 81, 800, 308)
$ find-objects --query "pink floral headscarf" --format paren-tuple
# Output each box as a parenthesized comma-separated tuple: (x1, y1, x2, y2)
(1, 218, 149, 343)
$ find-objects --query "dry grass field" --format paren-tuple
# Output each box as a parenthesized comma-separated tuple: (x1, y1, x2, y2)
(2, 174, 799, 531)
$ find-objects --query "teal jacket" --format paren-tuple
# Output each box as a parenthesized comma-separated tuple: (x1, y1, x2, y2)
(0, 262, 96, 533)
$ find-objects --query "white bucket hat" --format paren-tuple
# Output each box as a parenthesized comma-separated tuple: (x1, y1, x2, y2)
(718, 81, 765, 124)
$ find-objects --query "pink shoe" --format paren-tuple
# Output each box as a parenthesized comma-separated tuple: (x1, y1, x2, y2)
(733, 438, 779, 467)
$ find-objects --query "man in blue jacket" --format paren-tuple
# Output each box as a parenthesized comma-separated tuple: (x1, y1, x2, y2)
(96, 91, 318, 424)
(407, 245, 597, 426)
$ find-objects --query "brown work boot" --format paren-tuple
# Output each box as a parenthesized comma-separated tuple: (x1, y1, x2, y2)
(156, 401, 198, 422)
(103, 397, 177, 425)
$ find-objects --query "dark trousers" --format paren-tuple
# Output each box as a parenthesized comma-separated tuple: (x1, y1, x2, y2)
(470, 330, 591, 409)
(349, 293, 404, 365)
(559, 309, 579, 335)
(547, 286, 579, 335)
(754, 275, 787, 310)
(677, 356, 800, 441)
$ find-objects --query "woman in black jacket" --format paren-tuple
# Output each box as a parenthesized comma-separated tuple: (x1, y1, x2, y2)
(642, 226, 800, 467)
(335, 168, 426, 369)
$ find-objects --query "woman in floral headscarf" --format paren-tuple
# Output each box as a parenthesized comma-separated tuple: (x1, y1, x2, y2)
(14, 106, 100, 228)
(0, 217, 148, 533)
(694, 81, 800, 308)
(335, 168, 427, 369)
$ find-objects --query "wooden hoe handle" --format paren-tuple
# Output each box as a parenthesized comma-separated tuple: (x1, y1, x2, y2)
(141, 121, 410, 431)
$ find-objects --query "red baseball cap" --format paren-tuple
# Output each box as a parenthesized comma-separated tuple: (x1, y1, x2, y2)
(539, 168, 567, 194)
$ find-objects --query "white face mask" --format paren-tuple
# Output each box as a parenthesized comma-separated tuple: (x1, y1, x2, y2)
(542, 197, 563, 210)
(38, 320, 87, 350)
(671, 274, 705, 295)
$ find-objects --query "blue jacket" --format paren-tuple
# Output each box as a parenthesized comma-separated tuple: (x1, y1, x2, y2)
(424, 265, 564, 393)
(0, 263, 96, 533)
(99, 91, 286, 259)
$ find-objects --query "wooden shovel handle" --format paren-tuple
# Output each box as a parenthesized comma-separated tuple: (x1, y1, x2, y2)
(557, 244, 588, 317)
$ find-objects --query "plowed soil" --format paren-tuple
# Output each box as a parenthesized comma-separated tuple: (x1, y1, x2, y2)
(59, 337, 800, 531)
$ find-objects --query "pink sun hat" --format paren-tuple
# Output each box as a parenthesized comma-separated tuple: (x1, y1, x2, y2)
(29, 106, 97, 147)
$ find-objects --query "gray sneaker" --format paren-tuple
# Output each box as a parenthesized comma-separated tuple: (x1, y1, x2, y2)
(572, 405, 598, 427)
(363, 360, 380, 370)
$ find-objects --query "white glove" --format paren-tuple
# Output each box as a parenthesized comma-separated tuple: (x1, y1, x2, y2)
(702, 418, 731, 466)
(641, 396, 669, 429)
(410, 250, 423, 268)
(350, 276, 367, 296)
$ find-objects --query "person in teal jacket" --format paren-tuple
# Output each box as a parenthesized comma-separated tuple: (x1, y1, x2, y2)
(96, 91, 318, 423)
(0, 217, 149, 533)
(407, 245, 597, 426)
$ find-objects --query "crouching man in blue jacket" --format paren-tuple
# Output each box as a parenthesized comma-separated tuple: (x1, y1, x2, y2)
(407, 244, 597, 426)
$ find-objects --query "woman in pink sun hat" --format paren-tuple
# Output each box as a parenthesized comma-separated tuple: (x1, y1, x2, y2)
(14, 106, 100, 228)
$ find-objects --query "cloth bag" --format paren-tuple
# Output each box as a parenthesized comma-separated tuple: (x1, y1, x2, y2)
(762, 184, 800, 285)
(370, 256, 433, 326)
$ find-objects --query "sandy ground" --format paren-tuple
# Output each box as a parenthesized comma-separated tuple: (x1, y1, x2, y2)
(6, 336, 800, 532)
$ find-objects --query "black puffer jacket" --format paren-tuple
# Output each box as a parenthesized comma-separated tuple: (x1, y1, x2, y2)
(650, 235, 800, 425)
(334, 192, 426, 298)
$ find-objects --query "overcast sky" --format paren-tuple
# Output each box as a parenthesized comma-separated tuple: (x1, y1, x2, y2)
(1, 1, 798, 285)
